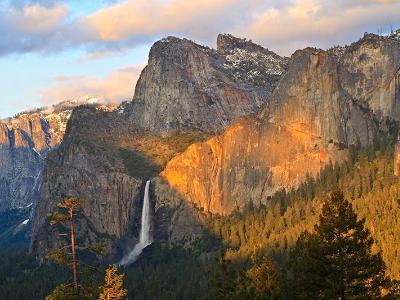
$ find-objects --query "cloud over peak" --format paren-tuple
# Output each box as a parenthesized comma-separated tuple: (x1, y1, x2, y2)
(38, 64, 144, 105)
(1, 0, 400, 56)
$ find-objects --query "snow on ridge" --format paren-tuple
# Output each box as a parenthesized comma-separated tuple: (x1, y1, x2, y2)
(17, 202, 33, 209)
(327, 46, 347, 61)
(32, 147, 42, 158)
(221, 47, 287, 87)
(390, 29, 400, 40)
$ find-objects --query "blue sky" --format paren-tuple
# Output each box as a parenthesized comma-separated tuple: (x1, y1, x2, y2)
(1, 0, 400, 118)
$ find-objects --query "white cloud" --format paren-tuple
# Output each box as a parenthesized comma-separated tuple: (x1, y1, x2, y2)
(38, 64, 144, 105)
(241, 0, 400, 54)
(8, 3, 69, 35)
(0, 0, 400, 56)
(85, 0, 252, 41)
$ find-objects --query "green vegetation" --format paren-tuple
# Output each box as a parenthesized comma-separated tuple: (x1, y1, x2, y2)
(98, 265, 127, 300)
(118, 148, 161, 179)
(116, 130, 210, 170)
(0, 208, 31, 249)
(204, 134, 400, 280)
(159, 130, 210, 154)
(286, 191, 389, 299)
(1, 133, 400, 299)
(0, 250, 68, 299)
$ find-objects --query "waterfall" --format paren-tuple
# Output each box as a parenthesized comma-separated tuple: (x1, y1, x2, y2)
(120, 180, 153, 265)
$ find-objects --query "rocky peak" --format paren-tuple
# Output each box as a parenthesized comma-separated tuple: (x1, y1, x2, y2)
(390, 28, 400, 40)
(327, 45, 347, 62)
(150, 36, 216, 62)
(128, 34, 287, 134)
(339, 32, 400, 120)
(217, 34, 267, 55)
(0, 111, 68, 212)
(0, 99, 119, 213)
(30, 31, 400, 258)
(162, 34, 400, 214)
(217, 34, 289, 88)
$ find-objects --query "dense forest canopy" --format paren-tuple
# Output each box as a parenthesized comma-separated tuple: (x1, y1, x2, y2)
(1, 131, 399, 299)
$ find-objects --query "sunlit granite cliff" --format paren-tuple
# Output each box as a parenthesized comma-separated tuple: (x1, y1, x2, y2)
(162, 34, 400, 214)
(30, 32, 400, 257)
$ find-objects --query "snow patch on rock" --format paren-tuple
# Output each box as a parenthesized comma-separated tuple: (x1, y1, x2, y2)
(390, 29, 400, 40)
(221, 48, 287, 87)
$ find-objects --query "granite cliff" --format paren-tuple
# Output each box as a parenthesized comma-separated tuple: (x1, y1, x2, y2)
(128, 34, 288, 133)
(30, 34, 287, 257)
(0, 107, 71, 213)
(0, 99, 118, 249)
(30, 32, 400, 258)
(162, 34, 400, 214)
(0, 98, 117, 213)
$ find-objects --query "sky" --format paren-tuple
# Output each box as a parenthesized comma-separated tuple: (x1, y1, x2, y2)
(1, 0, 400, 118)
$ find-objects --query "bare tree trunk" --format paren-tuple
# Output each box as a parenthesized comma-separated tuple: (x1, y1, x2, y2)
(70, 208, 78, 291)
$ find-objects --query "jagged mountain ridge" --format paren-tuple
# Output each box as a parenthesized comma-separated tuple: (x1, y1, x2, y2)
(0, 108, 71, 213)
(30, 34, 288, 257)
(162, 34, 400, 214)
(30, 32, 400, 259)
(127, 34, 288, 133)
(0, 98, 121, 212)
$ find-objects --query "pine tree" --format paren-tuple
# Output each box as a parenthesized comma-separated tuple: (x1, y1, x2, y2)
(46, 198, 104, 299)
(48, 198, 84, 291)
(288, 190, 389, 299)
(45, 284, 77, 300)
(246, 256, 280, 299)
(213, 253, 237, 300)
(98, 265, 127, 300)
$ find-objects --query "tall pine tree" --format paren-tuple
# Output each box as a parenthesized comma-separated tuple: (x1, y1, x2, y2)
(287, 190, 389, 299)
(245, 256, 280, 299)
(98, 265, 127, 300)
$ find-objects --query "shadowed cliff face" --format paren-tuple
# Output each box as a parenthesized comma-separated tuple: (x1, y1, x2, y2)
(162, 35, 400, 214)
(30, 108, 142, 258)
(30, 107, 212, 258)
(128, 35, 288, 134)
(0, 110, 71, 212)
(31, 34, 289, 257)
(30, 33, 400, 256)
(339, 34, 400, 120)
(0, 100, 116, 214)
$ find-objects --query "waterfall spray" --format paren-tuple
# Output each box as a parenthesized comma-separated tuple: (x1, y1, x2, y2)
(120, 180, 152, 265)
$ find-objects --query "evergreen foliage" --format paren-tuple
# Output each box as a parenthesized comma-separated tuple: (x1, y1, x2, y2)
(1, 135, 400, 299)
(204, 135, 400, 280)
(286, 191, 389, 299)
(245, 256, 280, 299)
(98, 265, 127, 300)
(46, 198, 109, 299)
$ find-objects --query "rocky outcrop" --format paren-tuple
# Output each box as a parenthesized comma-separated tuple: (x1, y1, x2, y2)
(339, 34, 400, 120)
(217, 34, 289, 88)
(128, 34, 288, 134)
(30, 34, 291, 257)
(152, 177, 208, 248)
(0, 110, 71, 212)
(30, 105, 213, 258)
(162, 34, 400, 214)
(30, 107, 143, 257)
(30, 32, 400, 258)
(0, 98, 113, 214)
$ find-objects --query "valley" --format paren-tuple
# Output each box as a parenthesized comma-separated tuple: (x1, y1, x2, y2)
(1, 30, 400, 299)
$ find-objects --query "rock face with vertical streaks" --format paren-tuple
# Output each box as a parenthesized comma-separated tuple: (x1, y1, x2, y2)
(128, 34, 288, 134)
(0, 109, 71, 212)
(30, 34, 288, 257)
(162, 34, 400, 214)
(30, 32, 400, 258)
